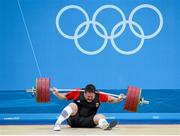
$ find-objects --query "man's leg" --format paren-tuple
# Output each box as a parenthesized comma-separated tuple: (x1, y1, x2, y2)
(93, 114, 117, 130)
(53, 103, 78, 131)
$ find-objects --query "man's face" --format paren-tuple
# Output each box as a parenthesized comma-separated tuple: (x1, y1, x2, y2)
(84, 92, 95, 102)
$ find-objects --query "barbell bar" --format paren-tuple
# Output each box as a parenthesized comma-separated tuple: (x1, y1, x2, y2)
(27, 78, 149, 112)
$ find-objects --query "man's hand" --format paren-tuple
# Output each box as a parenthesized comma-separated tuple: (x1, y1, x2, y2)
(108, 93, 125, 103)
(118, 93, 125, 101)
(52, 87, 59, 96)
(52, 87, 67, 100)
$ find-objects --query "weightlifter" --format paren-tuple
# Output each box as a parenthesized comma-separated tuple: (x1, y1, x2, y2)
(52, 84, 125, 131)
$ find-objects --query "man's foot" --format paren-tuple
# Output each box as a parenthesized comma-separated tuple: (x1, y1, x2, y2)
(53, 124, 61, 131)
(104, 120, 118, 130)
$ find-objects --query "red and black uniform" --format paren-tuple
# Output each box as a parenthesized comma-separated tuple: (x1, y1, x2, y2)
(65, 89, 108, 128)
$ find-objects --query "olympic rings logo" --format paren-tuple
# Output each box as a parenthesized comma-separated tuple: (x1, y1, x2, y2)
(56, 4, 163, 55)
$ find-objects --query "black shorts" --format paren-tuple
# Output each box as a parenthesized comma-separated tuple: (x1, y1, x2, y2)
(67, 113, 97, 128)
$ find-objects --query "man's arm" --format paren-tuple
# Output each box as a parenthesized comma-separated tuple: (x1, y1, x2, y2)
(52, 87, 67, 100)
(107, 94, 125, 103)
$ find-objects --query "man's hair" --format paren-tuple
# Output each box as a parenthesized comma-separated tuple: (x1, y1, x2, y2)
(85, 84, 96, 93)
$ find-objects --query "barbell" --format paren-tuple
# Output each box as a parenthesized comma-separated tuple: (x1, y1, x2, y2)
(27, 78, 149, 112)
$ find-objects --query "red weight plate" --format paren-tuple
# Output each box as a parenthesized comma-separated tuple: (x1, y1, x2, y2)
(37, 78, 50, 103)
(47, 78, 50, 102)
(124, 86, 141, 112)
(124, 86, 134, 111)
(124, 86, 130, 110)
(41, 78, 46, 102)
(44, 78, 47, 102)
(131, 87, 140, 112)
(128, 86, 136, 112)
(135, 87, 140, 112)
(45, 78, 50, 102)
(37, 78, 42, 102)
